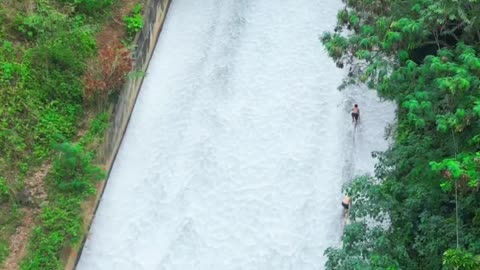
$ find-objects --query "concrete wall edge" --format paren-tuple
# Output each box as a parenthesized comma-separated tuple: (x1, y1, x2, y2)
(64, 0, 172, 268)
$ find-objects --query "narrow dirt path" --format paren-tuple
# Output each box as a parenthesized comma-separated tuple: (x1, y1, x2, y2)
(1, 163, 50, 270)
(2, 209, 37, 270)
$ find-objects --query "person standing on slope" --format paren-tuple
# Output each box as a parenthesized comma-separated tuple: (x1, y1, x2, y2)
(351, 104, 360, 123)
(342, 195, 351, 221)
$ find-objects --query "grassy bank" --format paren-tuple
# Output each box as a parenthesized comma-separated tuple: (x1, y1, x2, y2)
(0, 0, 143, 268)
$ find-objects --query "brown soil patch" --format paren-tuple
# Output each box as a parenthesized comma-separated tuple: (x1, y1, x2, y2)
(1, 209, 37, 270)
(23, 163, 51, 207)
(84, 0, 137, 106)
(96, 0, 139, 48)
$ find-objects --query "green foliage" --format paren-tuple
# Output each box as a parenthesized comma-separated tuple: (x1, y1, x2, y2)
(20, 199, 83, 270)
(325, 223, 401, 270)
(0, 177, 10, 203)
(88, 112, 109, 135)
(0, 241, 8, 267)
(33, 104, 80, 159)
(60, 0, 113, 15)
(29, 25, 97, 78)
(15, 3, 69, 41)
(323, 0, 480, 269)
(0, 0, 100, 172)
(325, 176, 403, 270)
(443, 249, 480, 270)
(50, 142, 104, 195)
(430, 152, 480, 191)
(79, 112, 110, 148)
(21, 143, 104, 270)
(124, 3, 144, 39)
(0, 0, 114, 267)
(0, 205, 22, 266)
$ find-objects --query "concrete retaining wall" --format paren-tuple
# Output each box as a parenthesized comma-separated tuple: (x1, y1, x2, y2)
(64, 0, 171, 268)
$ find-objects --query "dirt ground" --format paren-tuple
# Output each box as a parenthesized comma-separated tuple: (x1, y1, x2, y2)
(1, 163, 50, 270)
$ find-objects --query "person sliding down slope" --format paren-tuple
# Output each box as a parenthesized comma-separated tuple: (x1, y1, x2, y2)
(351, 104, 360, 124)
(341, 195, 350, 211)
(342, 195, 351, 221)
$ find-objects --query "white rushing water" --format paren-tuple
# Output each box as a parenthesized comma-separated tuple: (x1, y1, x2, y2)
(77, 0, 395, 269)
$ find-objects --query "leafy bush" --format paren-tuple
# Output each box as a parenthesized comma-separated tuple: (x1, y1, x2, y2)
(29, 29, 96, 77)
(50, 142, 104, 196)
(124, 3, 143, 38)
(15, 8, 68, 41)
(443, 249, 480, 270)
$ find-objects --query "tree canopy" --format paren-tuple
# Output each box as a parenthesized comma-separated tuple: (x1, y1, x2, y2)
(322, 0, 480, 269)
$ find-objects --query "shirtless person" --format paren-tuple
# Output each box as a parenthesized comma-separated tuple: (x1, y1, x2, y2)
(342, 195, 351, 210)
(351, 104, 360, 123)
(342, 195, 351, 222)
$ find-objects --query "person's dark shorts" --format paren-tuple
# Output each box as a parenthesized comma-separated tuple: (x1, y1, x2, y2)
(351, 112, 359, 121)
(342, 202, 349, 210)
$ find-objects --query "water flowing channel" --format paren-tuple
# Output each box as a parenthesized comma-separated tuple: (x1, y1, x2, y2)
(77, 0, 395, 269)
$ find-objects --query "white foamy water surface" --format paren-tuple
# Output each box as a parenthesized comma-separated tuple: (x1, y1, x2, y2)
(77, 0, 395, 269)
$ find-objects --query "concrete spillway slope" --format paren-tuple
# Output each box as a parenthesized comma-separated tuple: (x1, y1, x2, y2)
(77, 0, 395, 269)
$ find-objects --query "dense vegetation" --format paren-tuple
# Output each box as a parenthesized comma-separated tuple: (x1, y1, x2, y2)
(322, 0, 480, 269)
(0, 0, 143, 268)
(21, 120, 107, 270)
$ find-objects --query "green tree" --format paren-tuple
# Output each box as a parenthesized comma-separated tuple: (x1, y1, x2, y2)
(322, 0, 480, 269)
